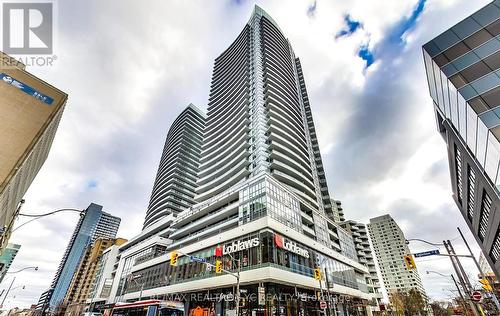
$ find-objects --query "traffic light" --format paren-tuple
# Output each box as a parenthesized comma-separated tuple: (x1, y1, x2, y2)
(170, 251, 178, 266)
(215, 260, 223, 274)
(314, 267, 321, 280)
(480, 278, 493, 291)
(404, 255, 416, 270)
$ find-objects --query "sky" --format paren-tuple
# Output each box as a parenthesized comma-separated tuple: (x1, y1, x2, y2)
(2, 0, 494, 309)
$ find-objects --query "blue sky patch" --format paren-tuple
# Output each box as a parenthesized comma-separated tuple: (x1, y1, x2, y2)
(358, 44, 375, 68)
(389, 0, 426, 44)
(336, 14, 363, 39)
(307, 1, 317, 18)
(87, 180, 98, 189)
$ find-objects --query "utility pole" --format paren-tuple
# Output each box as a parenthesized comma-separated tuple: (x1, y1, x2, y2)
(1, 277, 15, 308)
(448, 240, 474, 292)
(451, 274, 469, 314)
(443, 240, 480, 316)
(318, 269, 324, 302)
(325, 267, 334, 316)
(235, 259, 240, 316)
(457, 227, 500, 312)
(139, 282, 144, 301)
(171, 249, 241, 314)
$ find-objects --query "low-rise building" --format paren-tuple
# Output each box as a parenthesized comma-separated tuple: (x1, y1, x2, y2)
(0, 243, 20, 283)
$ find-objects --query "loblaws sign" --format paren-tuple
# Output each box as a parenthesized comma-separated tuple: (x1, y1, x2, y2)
(216, 238, 260, 256)
(274, 234, 310, 258)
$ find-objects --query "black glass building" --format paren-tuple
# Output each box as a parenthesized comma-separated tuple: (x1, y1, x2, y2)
(423, 1, 500, 277)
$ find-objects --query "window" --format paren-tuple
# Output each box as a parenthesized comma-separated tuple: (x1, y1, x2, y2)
(490, 226, 500, 263)
(455, 144, 464, 205)
(464, 29, 493, 50)
(479, 190, 492, 241)
(467, 165, 476, 222)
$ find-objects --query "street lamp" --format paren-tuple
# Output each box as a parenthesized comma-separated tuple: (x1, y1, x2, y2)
(0, 265, 38, 308)
(0, 267, 38, 308)
(7, 285, 25, 293)
(405, 238, 441, 247)
(6, 266, 38, 274)
(426, 270, 448, 278)
(13, 208, 84, 233)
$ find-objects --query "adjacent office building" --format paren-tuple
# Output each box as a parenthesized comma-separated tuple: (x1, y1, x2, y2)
(368, 215, 427, 303)
(35, 203, 120, 314)
(0, 52, 68, 253)
(64, 238, 127, 316)
(0, 243, 20, 283)
(423, 1, 500, 279)
(106, 6, 373, 316)
(143, 104, 205, 229)
(341, 220, 383, 309)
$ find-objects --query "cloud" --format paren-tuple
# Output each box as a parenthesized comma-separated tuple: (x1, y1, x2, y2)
(2, 0, 493, 309)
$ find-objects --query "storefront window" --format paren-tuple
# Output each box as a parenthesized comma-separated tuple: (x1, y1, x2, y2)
(124, 230, 362, 294)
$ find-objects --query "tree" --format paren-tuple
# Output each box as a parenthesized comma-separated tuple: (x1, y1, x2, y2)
(389, 289, 429, 316)
(430, 301, 449, 316)
(407, 289, 428, 315)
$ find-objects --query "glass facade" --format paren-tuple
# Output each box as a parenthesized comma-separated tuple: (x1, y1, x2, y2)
(423, 2, 500, 191)
(337, 228, 358, 262)
(424, 3, 500, 275)
(124, 230, 359, 295)
(239, 178, 302, 234)
(50, 204, 120, 308)
(0, 243, 20, 283)
(116, 247, 154, 300)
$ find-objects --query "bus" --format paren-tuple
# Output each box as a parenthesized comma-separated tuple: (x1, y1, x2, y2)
(108, 300, 184, 316)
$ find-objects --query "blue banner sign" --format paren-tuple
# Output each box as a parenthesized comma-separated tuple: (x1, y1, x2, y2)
(0, 73, 54, 105)
(413, 250, 440, 258)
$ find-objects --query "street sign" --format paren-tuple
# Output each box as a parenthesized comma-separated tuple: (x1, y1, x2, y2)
(320, 301, 327, 309)
(471, 291, 482, 302)
(413, 250, 440, 257)
(189, 255, 207, 263)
